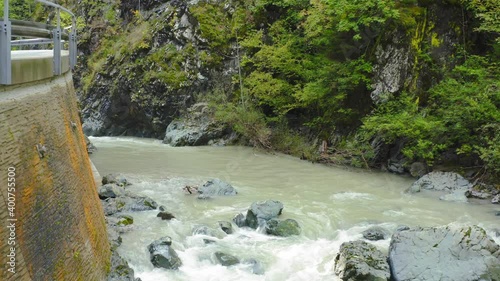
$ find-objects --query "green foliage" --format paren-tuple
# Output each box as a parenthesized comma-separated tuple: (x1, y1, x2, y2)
(465, 0, 500, 40)
(362, 56, 500, 171)
(0, 0, 37, 20)
(215, 102, 272, 148)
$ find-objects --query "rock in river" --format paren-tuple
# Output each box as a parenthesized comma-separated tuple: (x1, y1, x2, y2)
(148, 236, 182, 270)
(389, 225, 500, 281)
(362, 226, 388, 241)
(334, 240, 390, 281)
(102, 173, 131, 187)
(218, 221, 233, 234)
(197, 179, 237, 199)
(245, 200, 284, 229)
(265, 219, 301, 237)
(214, 251, 240, 266)
(98, 184, 126, 200)
(407, 171, 472, 203)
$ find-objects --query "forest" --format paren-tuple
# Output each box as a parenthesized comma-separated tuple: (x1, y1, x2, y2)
(5, 0, 499, 183)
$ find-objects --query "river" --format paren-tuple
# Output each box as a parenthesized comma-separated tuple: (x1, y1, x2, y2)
(89, 137, 499, 281)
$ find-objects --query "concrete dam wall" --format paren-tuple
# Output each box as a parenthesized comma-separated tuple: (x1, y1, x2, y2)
(0, 73, 110, 280)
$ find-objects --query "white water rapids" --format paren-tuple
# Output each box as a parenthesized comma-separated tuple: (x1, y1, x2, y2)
(89, 137, 500, 281)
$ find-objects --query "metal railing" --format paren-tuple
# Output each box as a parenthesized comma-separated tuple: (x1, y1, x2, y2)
(0, 0, 77, 85)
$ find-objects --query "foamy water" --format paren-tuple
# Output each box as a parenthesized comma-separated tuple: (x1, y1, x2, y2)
(90, 137, 500, 281)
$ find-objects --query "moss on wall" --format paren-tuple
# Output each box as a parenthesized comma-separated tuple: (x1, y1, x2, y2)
(0, 73, 110, 280)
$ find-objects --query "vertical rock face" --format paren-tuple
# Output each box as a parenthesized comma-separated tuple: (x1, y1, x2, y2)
(371, 3, 464, 103)
(0, 73, 110, 280)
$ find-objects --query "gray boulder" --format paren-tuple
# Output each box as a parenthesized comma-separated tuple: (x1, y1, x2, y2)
(218, 221, 233, 234)
(245, 200, 284, 229)
(102, 174, 131, 187)
(98, 184, 126, 200)
(334, 240, 390, 281)
(389, 225, 500, 281)
(407, 171, 472, 202)
(493, 195, 500, 204)
(147, 237, 182, 270)
(162, 103, 231, 147)
(362, 226, 388, 241)
(214, 252, 240, 266)
(102, 194, 158, 215)
(439, 190, 468, 203)
(197, 179, 237, 199)
(265, 219, 301, 237)
(233, 213, 247, 227)
(192, 225, 216, 237)
(408, 171, 472, 193)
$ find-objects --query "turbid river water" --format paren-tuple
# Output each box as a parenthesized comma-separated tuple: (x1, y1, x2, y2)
(89, 137, 500, 281)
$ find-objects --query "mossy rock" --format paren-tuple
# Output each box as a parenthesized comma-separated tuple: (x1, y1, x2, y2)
(117, 215, 134, 226)
(265, 218, 301, 237)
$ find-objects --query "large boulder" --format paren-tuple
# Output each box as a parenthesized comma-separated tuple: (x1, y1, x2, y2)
(407, 171, 472, 202)
(163, 103, 232, 147)
(197, 179, 237, 199)
(389, 225, 500, 281)
(245, 200, 284, 229)
(408, 171, 472, 193)
(147, 237, 182, 270)
(334, 240, 390, 281)
(98, 184, 126, 200)
(265, 219, 301, 237)
(233, 213, 247, 227)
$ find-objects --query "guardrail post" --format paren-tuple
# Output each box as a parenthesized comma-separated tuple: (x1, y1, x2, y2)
(0, 0, 11, 84)
(69, 18, 76, 68)
(53, 7, 61, 75)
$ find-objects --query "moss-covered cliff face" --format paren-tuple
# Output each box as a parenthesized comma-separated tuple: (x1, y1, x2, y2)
(74, 0, 499, 180)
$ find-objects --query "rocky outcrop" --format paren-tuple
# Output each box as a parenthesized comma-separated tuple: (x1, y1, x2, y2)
(163, 103, 234, 146)
(389, 225, 500, 281)
(79, 1, 237, 138)
(148, 236, 182, 270)
(265, 219, 301, 237)
(407, 171, 472, 202)
(245, 200, 284, 229)
(197, 179, 238, 199)
(334, 240, 390, 281)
